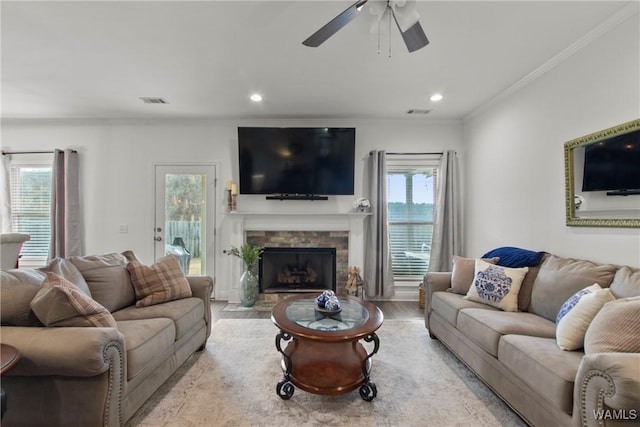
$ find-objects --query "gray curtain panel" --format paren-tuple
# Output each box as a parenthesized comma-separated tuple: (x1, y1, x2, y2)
(428, 150, 462, 272)
(364, 150, 395, 298)
(49, 149, 81, 259)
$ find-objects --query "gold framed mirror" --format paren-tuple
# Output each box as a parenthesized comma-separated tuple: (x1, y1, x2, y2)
(564, 119, 640, 228)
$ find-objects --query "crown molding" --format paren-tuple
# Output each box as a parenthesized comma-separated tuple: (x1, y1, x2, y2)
(464, 2, 640, 123)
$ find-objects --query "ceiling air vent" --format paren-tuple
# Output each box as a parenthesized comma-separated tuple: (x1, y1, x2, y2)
(406, 109, 431, 115)
(139, 97, 168, 104)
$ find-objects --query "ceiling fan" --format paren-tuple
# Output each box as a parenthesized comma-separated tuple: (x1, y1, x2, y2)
(302, 0, 429, 53)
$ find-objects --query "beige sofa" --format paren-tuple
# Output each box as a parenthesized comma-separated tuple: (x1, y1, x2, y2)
(0, 253, 213, 426)
(424, 252, 640, 427)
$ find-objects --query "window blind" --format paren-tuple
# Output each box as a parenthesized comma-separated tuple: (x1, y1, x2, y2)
(9, 163, 52, 263)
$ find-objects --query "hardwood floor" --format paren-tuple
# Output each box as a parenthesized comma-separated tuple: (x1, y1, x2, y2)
(210, 299, 424, 323)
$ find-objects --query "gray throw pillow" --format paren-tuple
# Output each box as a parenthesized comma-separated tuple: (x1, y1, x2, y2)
(529, 255, 617, 322)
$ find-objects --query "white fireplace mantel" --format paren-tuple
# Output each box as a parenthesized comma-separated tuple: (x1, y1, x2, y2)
(222, 211, 370, 302)
(226, 211, 370, 231)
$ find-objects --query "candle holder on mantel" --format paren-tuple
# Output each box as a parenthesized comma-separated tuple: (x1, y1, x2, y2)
(226, 189, 233, 213)
(231, 183, 238, 212)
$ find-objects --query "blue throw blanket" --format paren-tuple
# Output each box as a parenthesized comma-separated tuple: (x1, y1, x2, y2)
(482, 246, 546, 268)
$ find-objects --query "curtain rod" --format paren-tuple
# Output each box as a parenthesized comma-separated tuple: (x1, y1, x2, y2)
(2, 150, 77, 155)
(386, 151, 443, 155)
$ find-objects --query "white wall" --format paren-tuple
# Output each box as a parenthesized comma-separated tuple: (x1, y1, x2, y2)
(1, 118, 463, 299)
(463, 14, 640, 267)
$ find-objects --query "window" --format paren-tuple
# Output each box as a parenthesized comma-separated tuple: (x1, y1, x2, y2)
(9, 157, 53, 266)
(387, 155, 438, 280)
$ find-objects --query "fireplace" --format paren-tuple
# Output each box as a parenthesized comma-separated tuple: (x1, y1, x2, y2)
(259, 247, 336, 293)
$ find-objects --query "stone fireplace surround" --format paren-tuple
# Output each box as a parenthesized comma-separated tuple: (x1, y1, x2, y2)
(226, 212, 368, 303)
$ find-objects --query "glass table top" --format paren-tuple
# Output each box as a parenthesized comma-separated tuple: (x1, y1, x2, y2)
(285, 296, 370, 332)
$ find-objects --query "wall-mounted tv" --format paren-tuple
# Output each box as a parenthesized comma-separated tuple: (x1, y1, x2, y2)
(238, 127, 355, 197)
(582, 128, 640, 194)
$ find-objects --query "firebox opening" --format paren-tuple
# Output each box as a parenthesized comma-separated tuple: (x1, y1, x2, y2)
(259, 247, 336, 293)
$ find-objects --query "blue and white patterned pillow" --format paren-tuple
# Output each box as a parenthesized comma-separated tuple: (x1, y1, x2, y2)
(464, 259, 529, 312)
(556, 284, 615, 351)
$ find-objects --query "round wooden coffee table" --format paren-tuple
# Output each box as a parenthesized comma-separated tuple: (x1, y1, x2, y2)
(271, 294, 383, 401)
(1, 344, 21, 420)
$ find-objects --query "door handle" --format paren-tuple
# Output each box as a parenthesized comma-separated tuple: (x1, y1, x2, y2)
(154, 236, 162, 242)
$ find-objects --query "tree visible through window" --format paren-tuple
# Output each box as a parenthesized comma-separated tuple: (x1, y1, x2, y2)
(9, 162, 53, 265)
(387, 157, 437, 280)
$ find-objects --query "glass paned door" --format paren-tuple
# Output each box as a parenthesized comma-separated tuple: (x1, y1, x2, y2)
(154, 165, 216, 276)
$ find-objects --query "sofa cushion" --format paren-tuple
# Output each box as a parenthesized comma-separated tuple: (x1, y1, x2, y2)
(517, 253, 549, 312)
(71, 253, 136, 312)
(609, 266, 640, 299)
(30, 273, 117, 328)
(584, 296, 640, 354)
(0, 269, 45, 326)
(431, 291, 499, 328)
(127, 255, 192, 307)
(448, 256, 499, 295)
(457, 308, 556, 356)
(555, 285, 614, 351)
(116, 318, 176, 381)
(529, 255, 617, 322)
(39, 258, 91, 297)
(464, 259, 528, 312)
(113, 297, 204, 341)
(499, 335, 583, 415)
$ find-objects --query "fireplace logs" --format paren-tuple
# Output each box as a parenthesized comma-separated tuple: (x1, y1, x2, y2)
(278, 265, 318, 285)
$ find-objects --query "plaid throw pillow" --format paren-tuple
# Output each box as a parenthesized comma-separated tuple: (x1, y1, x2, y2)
(30, 272, 117, 328)
(127, 255, 192, 307)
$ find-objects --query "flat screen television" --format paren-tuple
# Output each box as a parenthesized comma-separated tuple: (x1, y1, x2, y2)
(238, 127, 355, 196)
(582, 128, 640, 194)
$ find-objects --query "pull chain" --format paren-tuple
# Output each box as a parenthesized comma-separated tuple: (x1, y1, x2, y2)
(377, 13, 381, 54)
(388, 5, 392, 58)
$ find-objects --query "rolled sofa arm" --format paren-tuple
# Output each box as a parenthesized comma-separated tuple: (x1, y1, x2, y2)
(1, 325, 125, 426)
(1, 325, 124, 377)
(187, 275, 214, 339)
(574, 352, 640, 427)
(423, 272, 452, 330)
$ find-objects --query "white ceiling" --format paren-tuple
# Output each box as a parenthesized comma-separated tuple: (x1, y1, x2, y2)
(1, 1, 635, 120)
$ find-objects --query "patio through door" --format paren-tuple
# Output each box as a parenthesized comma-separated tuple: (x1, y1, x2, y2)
(154, 165, 216, 277)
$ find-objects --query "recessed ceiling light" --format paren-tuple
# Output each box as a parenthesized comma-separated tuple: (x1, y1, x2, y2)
(430, 94, 443, 102)
(250, 93, 263, 102)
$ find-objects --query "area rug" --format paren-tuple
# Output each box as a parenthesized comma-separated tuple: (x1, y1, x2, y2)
(222, 301, 276, 312)
(126, 319, 526, 427)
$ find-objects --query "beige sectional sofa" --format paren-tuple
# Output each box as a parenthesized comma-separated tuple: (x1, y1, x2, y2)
(0, 252, 213, 426)
(424, 252, 640, 427)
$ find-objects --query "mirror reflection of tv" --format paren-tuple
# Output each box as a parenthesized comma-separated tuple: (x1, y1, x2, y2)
(582, 128, 640, 194)
(238, 127, 355, 196)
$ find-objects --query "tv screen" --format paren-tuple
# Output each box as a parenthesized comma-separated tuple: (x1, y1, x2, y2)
(582, 129, 640, 192)
(238, 127, 355, 196)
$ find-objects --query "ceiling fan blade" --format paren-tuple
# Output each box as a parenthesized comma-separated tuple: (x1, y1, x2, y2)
(391, 10, 429, 52)
(303, 0, 368, 47)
